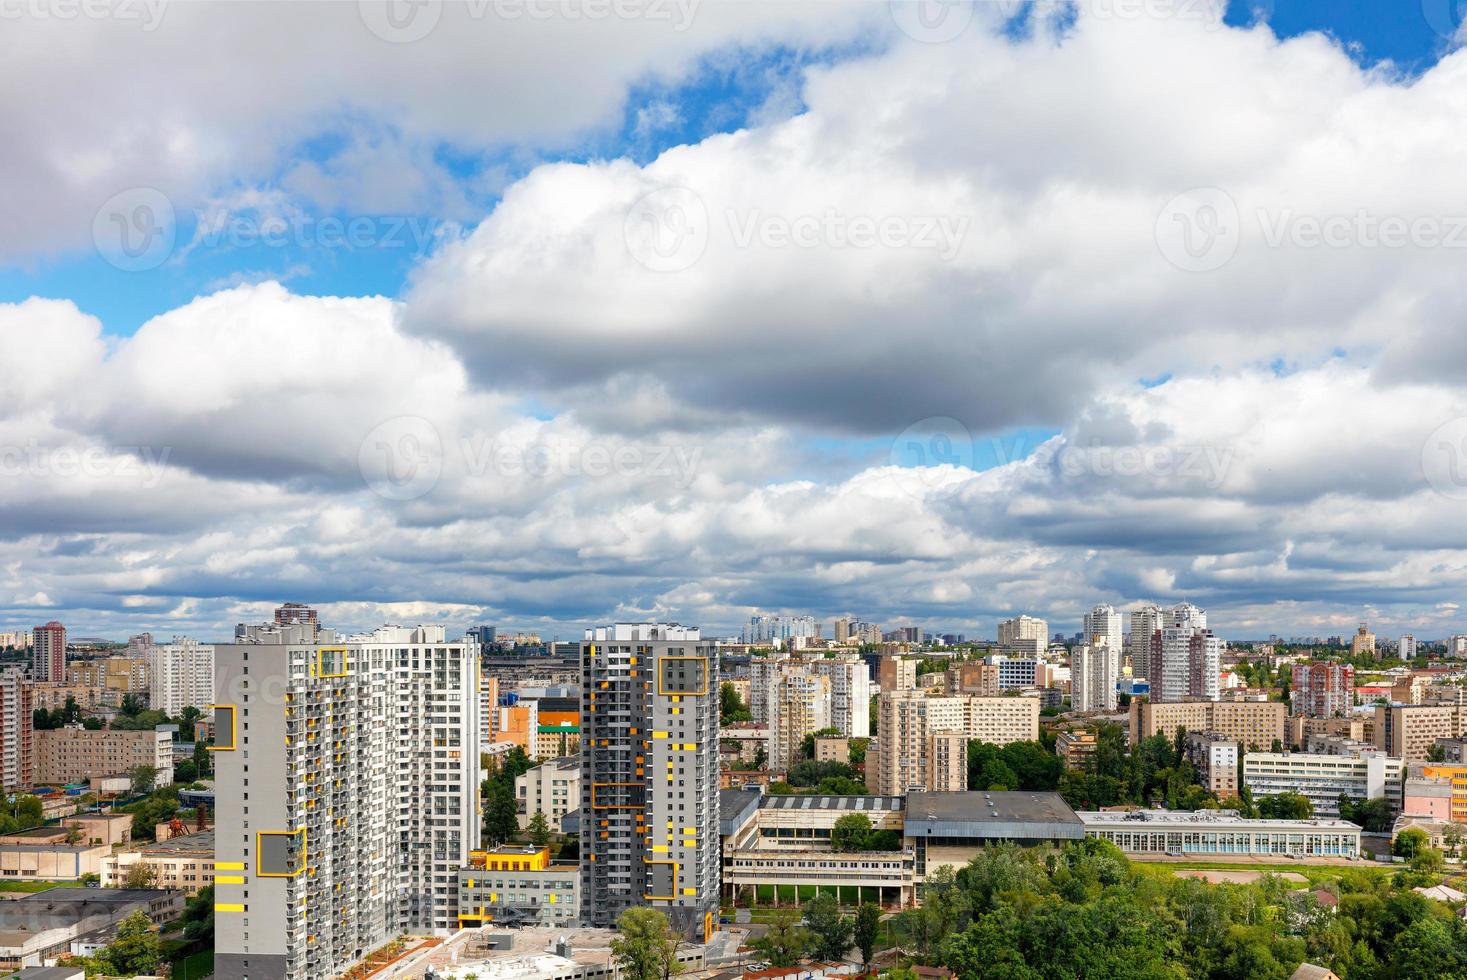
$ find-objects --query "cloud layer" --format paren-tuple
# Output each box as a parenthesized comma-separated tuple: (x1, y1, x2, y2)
(4, 3, 1467, 640)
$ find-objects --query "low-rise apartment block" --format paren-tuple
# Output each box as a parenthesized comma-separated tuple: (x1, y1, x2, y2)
(101, 829, 215, 894)
(33, 726, 172, 787)
(1184, 732, 1239, 796)
(1243, 749, 1403, 817)
(1055, 730, 1098, 771)
(1129, 698, 1286, 751)
(457, 845, 578, 927)
(515, 756, 579, 831)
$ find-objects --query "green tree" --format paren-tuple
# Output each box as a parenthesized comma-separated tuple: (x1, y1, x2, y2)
(755, 908, 809, 968)
(1256, 792, 1312, 820)
(854, 903, 881, 965)
(802, 894, 853, 962)
(484, 781, 518, 845)
(830, 813, 873, 852)
(1394, 827, 1431, 859)
(88, 910, 162, 977)
(14, 795, 42, 827)
(719, 683, 752, 723)
(528, 810, 552, 848)
(611, 908, 682, 980)
(192, 739, 211, 777)
(123, 861, 159, 889)
(119, 693, 144, 717)
(130, 764, 160, 795)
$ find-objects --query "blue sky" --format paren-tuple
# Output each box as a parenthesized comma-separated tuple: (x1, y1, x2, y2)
(3, 1, 1451, 339)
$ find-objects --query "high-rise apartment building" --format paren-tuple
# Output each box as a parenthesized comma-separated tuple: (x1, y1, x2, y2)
(213, 622, 479, 980)
(1374, 704, 1464, 762)
(1290, 662, 1354, 719)
(1400, 634, 1418, 659)
(0, 670, 33, 792)
(1125, 603, 1166, 681)
(579, 624, 719, 941)
(810, 654, 870, 738)
(740, 615, 819, 646)
(872, 692, 1039, 794)
(877, 656, 917, 694)
(947, 661, 1000, 696)
(929, 731, 969, 792)
(32, 621, 65, 682)
(148, 636, 215, 716)
(747, 656, 786, 725)
(1083, 605, 1124, 653)
(1350, 624, 1377, 659)
(1071, 642, 1119, 713)
(273, 603, 318, 628)
(873, 692, 965, 795)
(1152, 603, 1221, 703)
(768, 672, 830, 770)
(997, 615, 1048, 657)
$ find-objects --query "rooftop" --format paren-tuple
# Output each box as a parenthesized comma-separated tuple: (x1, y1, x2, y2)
(900, 791, 1086, 842)
(1077, 809, 1362, 830)
(141, 830, 214, 855)
(760, 795, 904, 812)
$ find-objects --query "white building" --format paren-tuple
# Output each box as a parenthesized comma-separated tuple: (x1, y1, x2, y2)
(1083, 604, 1124, 654)
(516, 756, 580, 831)
(1242, 748, 1404, 817)
(1153, 603, 1222, 703)
(148, 636, 215, 716)
(810, 654, 871, 738)
(1078, 809, 1361, 858)
(1400, 634, 1418, 659)
(997, 615, 1048, 656)
(1071, 641, 1120, 713)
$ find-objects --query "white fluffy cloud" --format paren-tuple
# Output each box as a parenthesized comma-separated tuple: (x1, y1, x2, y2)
(6, 5, 1467, 639)
(406, 8, 1467, 436)
(0, 0, 883, 262)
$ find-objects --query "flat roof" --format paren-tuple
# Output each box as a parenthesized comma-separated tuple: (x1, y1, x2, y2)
(142, 830, 214, 854)
(719, 788, 762, 835)
(904, 791, 1086, 841)
(1077, 810, 1361, 831)
(760, 795, 904, 812)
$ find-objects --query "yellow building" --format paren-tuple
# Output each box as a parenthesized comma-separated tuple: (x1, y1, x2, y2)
(1421, 764, 1467, 822)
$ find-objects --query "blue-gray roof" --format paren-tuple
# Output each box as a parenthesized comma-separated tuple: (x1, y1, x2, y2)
(903, 791, 1085, 841)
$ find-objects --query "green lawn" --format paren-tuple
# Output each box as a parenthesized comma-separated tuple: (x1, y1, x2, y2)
(171, 948, 213, 980)
(1140, 861, 1392, 885)
(0, 879, 85, 893)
